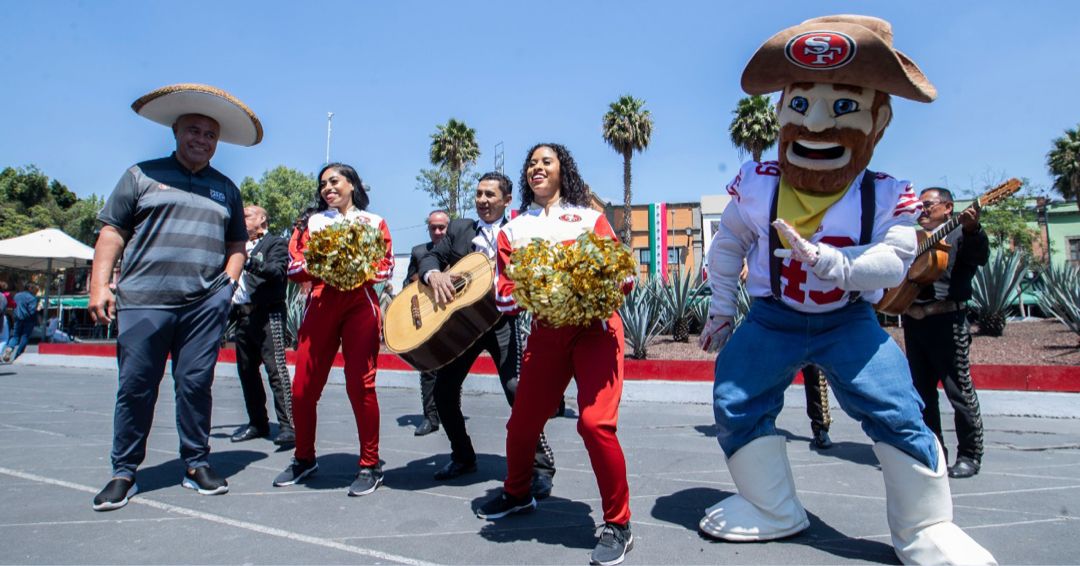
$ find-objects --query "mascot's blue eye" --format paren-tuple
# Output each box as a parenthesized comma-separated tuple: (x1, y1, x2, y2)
(789, 96, 808, 114)
(833, 99, 859, 116)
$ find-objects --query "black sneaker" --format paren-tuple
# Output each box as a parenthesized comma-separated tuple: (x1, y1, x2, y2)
(92, 478, 137, 511)
(273, 458, 318, 487)
(347, 466, 383, 496)
(590, 522, 634, 566)
(182, 466, 228, 495)
(476, 490, 537, 519)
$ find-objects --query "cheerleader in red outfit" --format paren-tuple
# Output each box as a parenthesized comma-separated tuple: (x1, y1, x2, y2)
(272, 162, 393, 497)
(476, 144, 634, 566)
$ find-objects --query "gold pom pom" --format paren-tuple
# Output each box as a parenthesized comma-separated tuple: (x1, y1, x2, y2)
(304, 221, 386, 291)
(507, 232, 636, 327)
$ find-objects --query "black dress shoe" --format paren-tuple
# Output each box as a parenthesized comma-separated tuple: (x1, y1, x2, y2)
(948, 456, 980, 478)
(230, 425, 269, 443)
(433, 460, 477, 480)
(531, 473, 553, 500)
(272, 427, 296, 447)
(810, 429, 833, 450)
(414, 420, 439, 436)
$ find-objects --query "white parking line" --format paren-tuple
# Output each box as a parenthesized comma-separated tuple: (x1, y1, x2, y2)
(0, 466, 440, 566)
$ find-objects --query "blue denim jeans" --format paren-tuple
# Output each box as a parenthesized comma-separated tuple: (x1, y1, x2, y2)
(713, 297, 938, 469)
(6, 317, 36, 360)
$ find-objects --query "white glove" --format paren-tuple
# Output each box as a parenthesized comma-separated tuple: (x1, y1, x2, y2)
(771, 219, 820, 266)
(698, 315, 734, 353)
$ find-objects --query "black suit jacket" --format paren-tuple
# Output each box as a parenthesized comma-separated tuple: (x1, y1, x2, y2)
(406, 242, 435, 283)
(418, 217, 506, 277)
(242, 234, 288, 307)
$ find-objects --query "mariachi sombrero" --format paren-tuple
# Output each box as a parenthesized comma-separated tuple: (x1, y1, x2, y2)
(131, 83, 263, 146)
(741, 15, 936, 103)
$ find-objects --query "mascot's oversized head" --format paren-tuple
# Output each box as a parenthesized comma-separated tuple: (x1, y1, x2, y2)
(742, 15, 936, 193)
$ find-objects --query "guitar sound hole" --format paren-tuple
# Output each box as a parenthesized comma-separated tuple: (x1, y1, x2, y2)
(456, 274, 471, 296)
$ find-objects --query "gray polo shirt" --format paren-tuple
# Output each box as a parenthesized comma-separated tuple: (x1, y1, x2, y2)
(99, 154, 247, 309)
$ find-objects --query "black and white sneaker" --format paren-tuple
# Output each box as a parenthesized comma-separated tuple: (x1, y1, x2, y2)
(273, 458, 318, 487)
(476, 490, 537, 519)
(181, 466, 229, 495)
(347, 466, 383, 496)
(92, 478, 138, 511)
(590, 522, 634, 566)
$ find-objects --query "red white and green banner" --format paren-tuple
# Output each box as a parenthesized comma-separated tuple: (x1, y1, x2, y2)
(648, 202, 668, 281)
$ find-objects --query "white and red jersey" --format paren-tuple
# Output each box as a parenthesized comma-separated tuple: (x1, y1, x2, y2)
(708, 161, 920, 315)
(288, 207, 395, 285)
(495, 202, 632, 315)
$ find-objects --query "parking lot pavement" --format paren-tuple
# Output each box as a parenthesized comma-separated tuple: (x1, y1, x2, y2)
(1, 363, 1078, 565)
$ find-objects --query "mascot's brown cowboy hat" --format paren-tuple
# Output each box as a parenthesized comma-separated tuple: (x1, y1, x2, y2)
(131, 83, 263, 146)
(741, 15, 936, 103)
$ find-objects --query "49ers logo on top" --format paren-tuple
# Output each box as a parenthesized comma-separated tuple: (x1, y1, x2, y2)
(785, 31, 856, 70)
(558, 213, 582, 223)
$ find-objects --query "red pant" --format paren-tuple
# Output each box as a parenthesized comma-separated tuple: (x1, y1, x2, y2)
(292, 283, 381, 467)
(504, 313, 630, 524)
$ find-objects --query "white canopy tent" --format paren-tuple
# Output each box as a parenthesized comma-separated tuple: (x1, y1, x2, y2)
(0, 228, 94, 340)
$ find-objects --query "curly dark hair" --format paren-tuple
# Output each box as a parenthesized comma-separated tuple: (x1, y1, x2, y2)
(518, 143, 590, 211)
(294, 162, 370, 232)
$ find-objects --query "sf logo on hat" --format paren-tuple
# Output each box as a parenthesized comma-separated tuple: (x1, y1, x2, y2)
(785, 31, 856, 70)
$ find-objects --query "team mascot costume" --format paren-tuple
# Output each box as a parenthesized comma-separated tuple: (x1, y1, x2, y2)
(698, 15, 996, 565)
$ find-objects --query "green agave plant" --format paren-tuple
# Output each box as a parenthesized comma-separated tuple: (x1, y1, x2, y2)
(971, 251, 1027, 337)
(284, 281, 308, 349)
(692, 282, 752, 330)
(1036, 263, 1080, 343)
(650, 267, 706, 342)
(619, 280, 665, 359)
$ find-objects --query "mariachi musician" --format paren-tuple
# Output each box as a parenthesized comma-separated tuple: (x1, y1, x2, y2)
(418, 172, 557, 498)
(902, 187, 989, 479)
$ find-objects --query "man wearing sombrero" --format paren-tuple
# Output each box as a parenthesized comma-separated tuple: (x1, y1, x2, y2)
(699, 16, 996, 564)
(88, 84, 261, 511)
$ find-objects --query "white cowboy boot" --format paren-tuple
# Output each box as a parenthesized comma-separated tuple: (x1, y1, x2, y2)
(699, 435, 810, 541)
(874, 441, 997, 565)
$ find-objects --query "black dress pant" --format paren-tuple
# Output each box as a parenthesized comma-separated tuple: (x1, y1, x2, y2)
(419, 371, 440, 425)
(433, 315, 555, 477)
(903, 309, 984, 462)
(803, 365, 831, 433)
(234, 304, 293, 432)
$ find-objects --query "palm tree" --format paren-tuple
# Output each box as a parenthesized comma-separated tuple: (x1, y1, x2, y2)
(729, 94, 779, 162)
(1047, 125, 1080, 211)
(429, 118, 480, 218)
(602, 95, 654, 244)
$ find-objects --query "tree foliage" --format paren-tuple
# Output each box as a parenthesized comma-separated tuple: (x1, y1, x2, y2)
(979, 194, 1040, 262)
(0, 165, 100, 245)
(730, 94, 779, 162)
(428, 118, 480, 219)
(415, 165, 479, 218)
(239, 165, 315, 236)
(602, 95, 654, 244)
(1047, 124, 1080, 211)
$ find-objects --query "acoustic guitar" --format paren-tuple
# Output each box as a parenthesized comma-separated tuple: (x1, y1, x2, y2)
(875, 178, 1022, 315)
(384, 252, 501, 371)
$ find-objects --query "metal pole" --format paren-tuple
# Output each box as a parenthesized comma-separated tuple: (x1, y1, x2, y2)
(41, 259, 51, 345)
(325, 112, 334, 164)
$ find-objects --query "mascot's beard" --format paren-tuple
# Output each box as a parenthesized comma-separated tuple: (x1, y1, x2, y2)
(778, 124, 878, 194)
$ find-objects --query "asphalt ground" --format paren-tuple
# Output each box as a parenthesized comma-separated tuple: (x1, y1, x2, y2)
(1, 361, 1078, 565)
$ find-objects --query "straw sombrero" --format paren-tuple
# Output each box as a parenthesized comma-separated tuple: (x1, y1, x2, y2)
(741, 15, 936, 103)
(131, 83, 263, 146)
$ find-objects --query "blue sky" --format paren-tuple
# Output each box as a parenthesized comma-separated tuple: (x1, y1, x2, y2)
(3, 1, 1078, 250)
